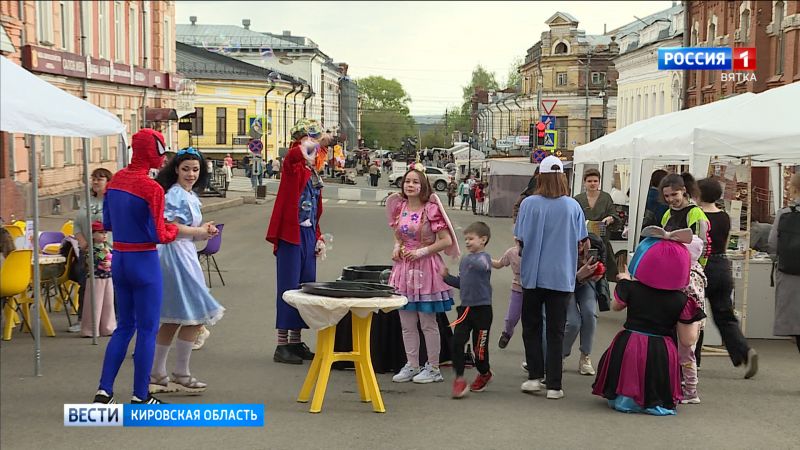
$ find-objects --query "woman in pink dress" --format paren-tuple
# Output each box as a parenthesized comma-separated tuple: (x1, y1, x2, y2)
(386, 165, 460, 384)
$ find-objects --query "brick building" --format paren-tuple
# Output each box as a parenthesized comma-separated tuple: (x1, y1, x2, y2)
(0, 1, 177, 221)
(685, 0, 799, 220)
(685, 0, 800, 107)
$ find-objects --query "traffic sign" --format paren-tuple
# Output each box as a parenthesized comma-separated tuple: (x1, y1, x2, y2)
(532, 149, 548, 163)
(540, 115, 555, 130)
(541, 130, 557, 150)
(541, 99, 558, 115)
(248, 139, 263, 154)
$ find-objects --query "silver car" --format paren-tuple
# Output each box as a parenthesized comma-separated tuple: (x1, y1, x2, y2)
(388, 166, 450, 192)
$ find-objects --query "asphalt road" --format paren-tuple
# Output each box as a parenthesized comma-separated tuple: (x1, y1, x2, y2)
(1, 200, 798, 450)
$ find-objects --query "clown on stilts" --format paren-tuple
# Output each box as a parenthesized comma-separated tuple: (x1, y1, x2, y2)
(267, 118, 330, 364)
(92, 129, 178, 404)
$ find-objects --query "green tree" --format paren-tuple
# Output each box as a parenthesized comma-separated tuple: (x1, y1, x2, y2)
(504, 56, 524, 90)
(461, 65, 499, 115)
(356, 76, 415, 149)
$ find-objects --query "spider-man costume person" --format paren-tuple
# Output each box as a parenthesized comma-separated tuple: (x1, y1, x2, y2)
(267, 119, 328, 364)
(93, 129, 178, 404)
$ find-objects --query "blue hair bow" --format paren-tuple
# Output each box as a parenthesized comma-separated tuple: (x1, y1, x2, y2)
(177, 147, 201, 157)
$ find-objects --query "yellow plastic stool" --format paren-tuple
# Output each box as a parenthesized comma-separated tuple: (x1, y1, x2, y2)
(297, 312, 385, 413)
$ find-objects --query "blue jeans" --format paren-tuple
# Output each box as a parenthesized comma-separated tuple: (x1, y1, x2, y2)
(251, 173, 263, 188)
(563, 281, 597, 357)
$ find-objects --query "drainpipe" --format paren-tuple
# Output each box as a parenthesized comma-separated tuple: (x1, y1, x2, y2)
(682, 1, 690, 110)
(293, 84, 305, 123)
(263, 81, 275, 158)
(78, 0, 97, 346)
(513, 96, 523, 135)
(283, 83, 297, 146)
(303, 87, 314, 116)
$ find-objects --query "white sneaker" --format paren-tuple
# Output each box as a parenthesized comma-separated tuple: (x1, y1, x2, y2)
(392, 363, 420, 383)
(579, 354, 595, 376)
(521, 379, 543, 393)
(546, 389, 564, 399)
(412, 363, 443, 384)
(67, 323, 81, 333)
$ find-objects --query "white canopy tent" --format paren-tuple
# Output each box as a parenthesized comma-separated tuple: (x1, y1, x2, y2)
(0, 55, 126, 375)
(574, 81, 800, 254)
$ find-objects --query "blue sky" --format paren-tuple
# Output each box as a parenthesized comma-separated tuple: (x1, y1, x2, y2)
(176, 1, 676, 116)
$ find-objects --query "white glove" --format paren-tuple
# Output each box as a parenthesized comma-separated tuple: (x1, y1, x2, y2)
(315, 239, 327, 260)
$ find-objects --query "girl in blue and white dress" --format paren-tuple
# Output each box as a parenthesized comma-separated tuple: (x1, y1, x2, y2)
(149, 147, 225, 394)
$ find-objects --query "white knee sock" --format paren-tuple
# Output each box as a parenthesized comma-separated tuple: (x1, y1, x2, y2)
(152, 344, 170, 378)
(174, 339, 194, 376)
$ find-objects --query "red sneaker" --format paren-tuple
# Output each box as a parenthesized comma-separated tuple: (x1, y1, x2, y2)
(452, 377, 469, 399)
(470, 370, 493, 392)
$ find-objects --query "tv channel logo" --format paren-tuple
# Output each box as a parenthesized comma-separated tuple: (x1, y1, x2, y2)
(65, 404, 265, 427)
(658, 48, 756, 71)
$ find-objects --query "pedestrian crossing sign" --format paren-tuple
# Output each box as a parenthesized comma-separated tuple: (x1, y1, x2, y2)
(541, 130, 557, 150)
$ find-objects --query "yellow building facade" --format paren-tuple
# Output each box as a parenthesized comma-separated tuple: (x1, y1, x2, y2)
(177, 79, 298, 162)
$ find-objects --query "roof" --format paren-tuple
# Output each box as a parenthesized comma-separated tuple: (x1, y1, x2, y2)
(176, 42, 300, 83)
(606, 4, 682, 39)
(176, 24, 312, 50)
(545, 12, 579, 25)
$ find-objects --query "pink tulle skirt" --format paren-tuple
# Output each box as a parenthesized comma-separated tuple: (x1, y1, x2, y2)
(389, 253, 454, 312)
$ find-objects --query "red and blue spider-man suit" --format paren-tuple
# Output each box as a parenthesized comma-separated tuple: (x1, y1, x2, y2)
(97, 129, 178, 401)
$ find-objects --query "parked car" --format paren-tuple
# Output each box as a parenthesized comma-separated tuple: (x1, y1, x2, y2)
(388, 166, 450, 191)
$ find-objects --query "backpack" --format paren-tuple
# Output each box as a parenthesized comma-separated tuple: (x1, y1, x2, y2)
(777, 205, 800, 275)
(586, 233, 611, 311)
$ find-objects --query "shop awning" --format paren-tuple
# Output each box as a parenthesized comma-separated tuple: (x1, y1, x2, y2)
(145, 108, 178, 122)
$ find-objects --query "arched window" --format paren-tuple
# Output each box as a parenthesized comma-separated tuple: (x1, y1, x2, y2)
(554, 42, 568, 54)
(740, 9, 751, 43)
(775, 1, 785, 74)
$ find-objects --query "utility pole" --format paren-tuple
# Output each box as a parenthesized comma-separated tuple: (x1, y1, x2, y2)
(444, 108, 448, 147)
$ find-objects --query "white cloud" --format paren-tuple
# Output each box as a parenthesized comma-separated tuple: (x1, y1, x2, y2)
(176, 1, 676, 115)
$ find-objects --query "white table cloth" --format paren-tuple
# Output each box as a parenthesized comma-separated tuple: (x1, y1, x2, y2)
(282, 290, 407, 330)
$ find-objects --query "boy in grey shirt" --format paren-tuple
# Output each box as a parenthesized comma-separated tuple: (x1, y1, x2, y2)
(441, 221, 493, 398)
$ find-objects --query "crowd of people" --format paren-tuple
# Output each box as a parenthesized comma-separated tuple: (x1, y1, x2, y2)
(2, 117, 794, 413)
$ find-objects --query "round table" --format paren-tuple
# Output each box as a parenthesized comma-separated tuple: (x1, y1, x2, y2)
(282, 289, 407, 413)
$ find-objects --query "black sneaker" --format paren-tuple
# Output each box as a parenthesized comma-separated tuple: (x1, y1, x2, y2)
(131, 395, 165, 404)
(93, 389, 116, 404)
(273, 344, 303, 364)
(290, 342, 315, 360)
(498, 332, 511, 349)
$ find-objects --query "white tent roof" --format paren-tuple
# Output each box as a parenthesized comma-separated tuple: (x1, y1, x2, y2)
(575, 81, 800, 165)
(0, 55, 125, 137)
(452, 147, 485, 160)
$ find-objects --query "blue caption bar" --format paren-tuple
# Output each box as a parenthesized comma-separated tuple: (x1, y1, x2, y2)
(64, 404, 264, 427)
(658, 47, 732, 70)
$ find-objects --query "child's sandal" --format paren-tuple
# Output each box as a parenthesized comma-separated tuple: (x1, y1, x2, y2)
(171, 373, 208, 393)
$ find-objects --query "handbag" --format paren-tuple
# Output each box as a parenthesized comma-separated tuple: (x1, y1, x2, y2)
(592, 278, 611, 312)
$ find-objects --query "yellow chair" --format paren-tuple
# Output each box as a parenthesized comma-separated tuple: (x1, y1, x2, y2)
(1, 250, 32, 340)
(60, 220, 74, 237)
(3, 224, 23, 239)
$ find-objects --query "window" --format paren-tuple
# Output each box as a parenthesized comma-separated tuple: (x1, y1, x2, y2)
(644, 93, 649, 118)
(740, 9, 751, 43)
(130, 113, 138, 134)
(163, 18, 171, 72)
(237, 109, 246, 135)
(267, 109, 273, 135)
(554, 42, 568, 54)
(707, 18, 716, 45)
(555, 116, 568, 149)
(59, 1, 73, 51)
(193, 107, 204, 135)
(63, 137, 73, 165)
(81, 1, 93, 56)
(114, 1, 124, 61)
(36, 1, 54, 45)
(129, 5, 137, 65)
(590, 118, 606, 141)
(101, 136, 110, 161)
(775, 1, 785, 75)
(216, 108, 226, 144)
(556, 72, 567, 86)
(142, 1, 151, 68)
(591, 72, 605, 86)
(42, 136, 53, 168)
(98, 1, 108, 58)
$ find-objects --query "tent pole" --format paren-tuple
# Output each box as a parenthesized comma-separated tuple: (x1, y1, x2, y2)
(29, 135, 42, 376)
(82, 138, 98, 345)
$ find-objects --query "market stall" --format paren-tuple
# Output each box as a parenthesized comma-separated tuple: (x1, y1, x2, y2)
(0, 55, 127, 375)
(574, 80, 800, 340)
